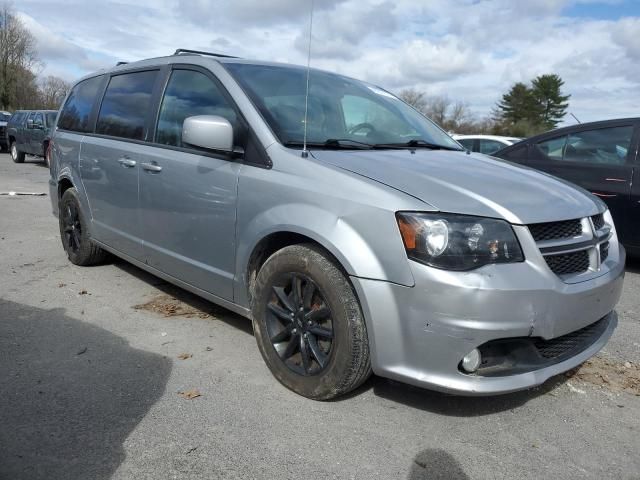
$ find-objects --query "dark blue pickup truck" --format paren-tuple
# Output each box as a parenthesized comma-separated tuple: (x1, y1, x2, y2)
(6, 110, 58, 167)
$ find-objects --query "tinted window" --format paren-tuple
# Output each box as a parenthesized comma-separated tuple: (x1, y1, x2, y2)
(535, 135, 567, 160)
(155, 69, 237, 147)
(457, 138, 475, 150)
(479, 139, 505, 155)
(96, 70, 159, 140)
(59, 76, 103, 132)
(564, 126, 633, 165)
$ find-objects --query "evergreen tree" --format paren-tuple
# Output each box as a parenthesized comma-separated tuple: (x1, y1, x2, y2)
(530, 74, 570, 128)
(496, 82, 536, 124)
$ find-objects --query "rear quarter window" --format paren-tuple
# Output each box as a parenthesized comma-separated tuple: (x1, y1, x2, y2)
(59, 76, 104, 133)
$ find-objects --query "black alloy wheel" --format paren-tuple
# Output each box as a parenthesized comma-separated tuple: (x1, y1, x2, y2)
(62, 202, 82, 255)
(266, 273, 334, 376)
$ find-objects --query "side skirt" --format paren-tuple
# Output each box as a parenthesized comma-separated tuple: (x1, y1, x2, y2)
(93, 239, 252, 320)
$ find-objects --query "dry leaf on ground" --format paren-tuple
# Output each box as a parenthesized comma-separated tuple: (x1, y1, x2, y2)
(178, 389, 201, 400)
(178, 353, 193, 360)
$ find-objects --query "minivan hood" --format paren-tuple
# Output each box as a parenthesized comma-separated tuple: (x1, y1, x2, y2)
(312, 149, 601, 224)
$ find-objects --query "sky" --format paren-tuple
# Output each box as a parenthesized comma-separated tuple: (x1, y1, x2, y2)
(14, 0, 640, 124)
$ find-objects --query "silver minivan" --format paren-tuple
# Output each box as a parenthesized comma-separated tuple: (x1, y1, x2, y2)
(49, 50, 625, 399)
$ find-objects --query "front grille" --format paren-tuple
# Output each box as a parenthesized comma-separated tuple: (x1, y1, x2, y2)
(0, 126, 5, 137)
(534, 317, 608, 359)
(528, 219, 582, 242)
(591, 213, 605, 231)
(544, 250, 589, 275)
(600, 241, 610, 262)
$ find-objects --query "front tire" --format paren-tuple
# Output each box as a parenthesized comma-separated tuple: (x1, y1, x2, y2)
(252, 244, 371, 400)
(10, 142, 25, 163)
(59, 188, 107, 266)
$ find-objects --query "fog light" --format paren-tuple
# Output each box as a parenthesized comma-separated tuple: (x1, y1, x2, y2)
(461, 349, 481, 373)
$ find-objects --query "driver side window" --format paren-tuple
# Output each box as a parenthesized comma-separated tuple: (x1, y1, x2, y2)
(155, 69, 238, 148)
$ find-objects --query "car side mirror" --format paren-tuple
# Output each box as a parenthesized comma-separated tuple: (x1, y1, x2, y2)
(182, 115, 234, 153)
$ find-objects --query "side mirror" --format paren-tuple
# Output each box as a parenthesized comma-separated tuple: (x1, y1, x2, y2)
(26, 119, 34, 129)
(182, 115, 233, 153)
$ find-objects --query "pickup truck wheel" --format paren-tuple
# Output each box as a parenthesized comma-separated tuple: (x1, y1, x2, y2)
(11, 142, 25, 163)
(252, 244, 371, 400)
(59, 188, 107, 266)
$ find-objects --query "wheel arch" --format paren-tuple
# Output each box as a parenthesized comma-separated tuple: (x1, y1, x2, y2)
(235, 203, 414, 307)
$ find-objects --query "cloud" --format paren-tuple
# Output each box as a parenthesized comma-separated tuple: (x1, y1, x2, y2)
(13, 0, 640, 123)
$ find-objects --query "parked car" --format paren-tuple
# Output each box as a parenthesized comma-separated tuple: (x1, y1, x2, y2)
(453, 134, 522, 155)
(0, 111, 11, 152)
(494, 118, 640, 255)
(48, 50, 624, 400)
(6, 110, 58, 166)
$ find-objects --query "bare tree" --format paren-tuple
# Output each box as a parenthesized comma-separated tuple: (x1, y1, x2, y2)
(398, 88, 428, 112)
(0, 2, 39, 109)
(39, 75, 71, 109)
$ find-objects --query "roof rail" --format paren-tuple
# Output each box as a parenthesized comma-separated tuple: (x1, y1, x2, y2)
(116, 61, 128, 66)
(173, 48, 238, 59)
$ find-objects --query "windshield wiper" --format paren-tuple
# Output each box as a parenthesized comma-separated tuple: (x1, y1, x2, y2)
(284, 139, 373, 150)
(373, 139, 463, 151)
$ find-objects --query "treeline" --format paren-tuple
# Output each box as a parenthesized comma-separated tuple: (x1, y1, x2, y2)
(398, 74, 571, 138)
(0, 3, 70, 111)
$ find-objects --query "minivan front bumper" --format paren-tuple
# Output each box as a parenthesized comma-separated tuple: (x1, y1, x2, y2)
(351, 241, 625, 396)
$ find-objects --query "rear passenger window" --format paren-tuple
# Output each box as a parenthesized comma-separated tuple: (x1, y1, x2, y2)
(155, 69, 237, 147)
(96, 70, 159, 140)
(564, 126, 633, 165)
(58, 76, 103, 132)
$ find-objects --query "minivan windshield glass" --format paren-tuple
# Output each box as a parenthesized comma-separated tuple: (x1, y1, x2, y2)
(224, 63, 462, 151)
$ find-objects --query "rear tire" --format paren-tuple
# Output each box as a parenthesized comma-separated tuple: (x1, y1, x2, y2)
(10, 142, 25, 163)
(252, 244, 371, 400)
(59, 188, 107, 266)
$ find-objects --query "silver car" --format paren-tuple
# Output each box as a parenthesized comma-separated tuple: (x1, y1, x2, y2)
(48, 50, 625, 399)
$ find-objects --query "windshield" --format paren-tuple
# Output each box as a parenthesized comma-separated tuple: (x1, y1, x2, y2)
(224, 63, 461, 150)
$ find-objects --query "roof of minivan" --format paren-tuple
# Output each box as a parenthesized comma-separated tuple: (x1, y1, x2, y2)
(80, 54, 359, 85)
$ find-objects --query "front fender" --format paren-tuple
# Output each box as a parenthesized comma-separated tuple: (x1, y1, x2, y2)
(234, 202, 415, 307)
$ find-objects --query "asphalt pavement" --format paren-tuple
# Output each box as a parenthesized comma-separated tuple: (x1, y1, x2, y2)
(0, 153, 639, 480)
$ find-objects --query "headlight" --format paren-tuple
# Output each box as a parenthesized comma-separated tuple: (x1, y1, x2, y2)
(396, 212, 524, 271)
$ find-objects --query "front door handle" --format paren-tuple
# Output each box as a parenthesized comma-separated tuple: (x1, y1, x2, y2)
(141, 162, 162, 173)
(118, 157, 137, 168)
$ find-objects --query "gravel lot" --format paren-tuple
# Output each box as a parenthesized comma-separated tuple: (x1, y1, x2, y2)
(1, 153, 639, 480)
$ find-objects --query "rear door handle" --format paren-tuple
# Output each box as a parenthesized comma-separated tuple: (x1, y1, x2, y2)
(141, 162, 162, 173)
(118, 157, 137, 168)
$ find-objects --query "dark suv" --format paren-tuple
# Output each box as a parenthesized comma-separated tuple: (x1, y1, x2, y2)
(6, 110, 58, 166)
(495, 118, 640, 254)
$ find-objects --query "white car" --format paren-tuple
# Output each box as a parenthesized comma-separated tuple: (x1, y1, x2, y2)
(452, 134, 522, 155)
